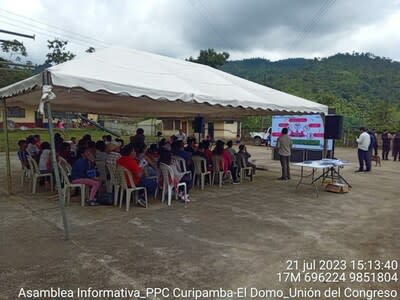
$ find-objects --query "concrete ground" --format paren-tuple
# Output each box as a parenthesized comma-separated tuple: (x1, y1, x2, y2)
(0, 146, 399, 299)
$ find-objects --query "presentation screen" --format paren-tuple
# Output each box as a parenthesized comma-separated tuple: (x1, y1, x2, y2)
(271, 114, 325, 150)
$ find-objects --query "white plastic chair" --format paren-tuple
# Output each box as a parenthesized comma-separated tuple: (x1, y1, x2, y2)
(118, 166, 148, 212)
(27, 156, 54, 194)
(106, 162, 121, 206)
(192, 156, 211, 190)
(58, 162, 86, 206)
(58, 157, 72, 186)
(58, 156, 72, 175)
(160, 163, 187, 206)
(237, 154, 254, 183)
(143, 166, 159, 199)
(211, 155, 232, 188)
(96, 160, 111, 193)
(19, 159, 32, 189)
(172, 155, 192, 180)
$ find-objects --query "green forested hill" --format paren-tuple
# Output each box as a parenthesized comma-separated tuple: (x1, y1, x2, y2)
(2, 52, 400, 132)
(220, 53, 400, 131)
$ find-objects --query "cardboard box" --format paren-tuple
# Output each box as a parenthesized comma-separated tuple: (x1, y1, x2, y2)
(325, 183, 349, 193)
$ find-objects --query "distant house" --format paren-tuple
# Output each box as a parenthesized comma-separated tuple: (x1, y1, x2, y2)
(101, 116, 162, 136)
(161, 118, 240, 141)
(0, 105, 98, 128)
(0, 106, 241, 141)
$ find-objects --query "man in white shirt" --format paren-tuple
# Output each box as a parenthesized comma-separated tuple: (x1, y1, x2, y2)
(175, 129, 186, 142)
(356, 127, 371, 172)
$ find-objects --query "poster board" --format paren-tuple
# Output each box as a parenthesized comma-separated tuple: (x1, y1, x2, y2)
(271, 115, 325, 150)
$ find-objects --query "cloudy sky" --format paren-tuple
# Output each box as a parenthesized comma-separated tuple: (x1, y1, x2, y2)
(1, 0, 400, 64)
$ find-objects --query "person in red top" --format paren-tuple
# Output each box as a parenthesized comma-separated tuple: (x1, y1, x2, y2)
(203, 140, 213, 165)
(212, 140, 239, 184)
(117, 144, 157, 204)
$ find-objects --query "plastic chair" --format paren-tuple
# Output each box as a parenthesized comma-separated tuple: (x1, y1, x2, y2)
(211, 155, 232, 188)
(19, 159, 32, 189)
(58, 156, 72, 176)
(159, 163, 187, 206)
(58, 157, 72, 186)
(237, 154, 254, 183)
(143, 165, 159, 198)
(106, 162, 121, 206)
(27, 156, 54, 194)
(172, 155, 192, 180)
(58, 162, 86, 206)
(192, 156, 211, 190)
(117, 166, 148, 212)
(96, 160, 111, 193)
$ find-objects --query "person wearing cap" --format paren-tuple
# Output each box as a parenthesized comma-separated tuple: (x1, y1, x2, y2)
(106, 142, 121, 166)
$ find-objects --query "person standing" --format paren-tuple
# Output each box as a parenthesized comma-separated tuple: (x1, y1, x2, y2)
(277, 128, 292, 180)
(356, 127, 371, 172)
(381, 129, 392, 160)
(175, 128, 186, 142)
(367, 129, 376, 171)
(392, 130, 400, 161)
(371, 128, 378, 156)
(130, 128, 145, 145)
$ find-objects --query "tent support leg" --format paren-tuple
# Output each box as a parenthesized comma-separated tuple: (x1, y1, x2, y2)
(2, 99, 12, 195)
(46, 102, 70, 240)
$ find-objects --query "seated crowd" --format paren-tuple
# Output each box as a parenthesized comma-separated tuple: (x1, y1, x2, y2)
(17, 130, 255, 207)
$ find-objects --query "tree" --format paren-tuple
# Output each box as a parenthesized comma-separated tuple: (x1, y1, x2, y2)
(187, 48, 229, 68)
(368, 100, 398, 130)
(0, 40, 32, 88)
(45, 39, 75, 65)
(0, 39, 27, 62)
(85, 47, 95, 53)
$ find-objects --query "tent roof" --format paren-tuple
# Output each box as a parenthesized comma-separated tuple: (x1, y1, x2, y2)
(0, 47, 327, 117)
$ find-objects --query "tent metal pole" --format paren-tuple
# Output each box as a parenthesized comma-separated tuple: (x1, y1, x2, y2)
(43, 73, 69, 240)
(46, 102, 69, 240)
(2, 99, 12, 195)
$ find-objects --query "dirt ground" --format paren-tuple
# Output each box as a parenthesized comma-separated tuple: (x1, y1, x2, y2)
(0, 146, 399, 300)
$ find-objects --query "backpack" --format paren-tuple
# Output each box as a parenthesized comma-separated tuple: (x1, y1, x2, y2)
(97, 192, 114, 205)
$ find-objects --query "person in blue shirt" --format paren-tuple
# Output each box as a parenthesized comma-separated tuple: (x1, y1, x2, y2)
(71, 147, 101, 206)
(172, 140, 192, 170)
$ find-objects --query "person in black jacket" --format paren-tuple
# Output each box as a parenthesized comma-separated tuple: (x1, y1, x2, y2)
(392, 131, 400, 161)
(381, 129, 392, 160)
(366, 129, 376, 171)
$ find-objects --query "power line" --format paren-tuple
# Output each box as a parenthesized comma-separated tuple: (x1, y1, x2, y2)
(186, 0, 235, 51)
(0, 19, 94, 49)
(0, 14, 103, 48)
(0, 8, 108, 47)
(196, 0, 238, 50)
(289, 0, 336, 53)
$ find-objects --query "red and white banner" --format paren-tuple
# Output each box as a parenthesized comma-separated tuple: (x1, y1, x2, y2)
(271, 115, 325, 150)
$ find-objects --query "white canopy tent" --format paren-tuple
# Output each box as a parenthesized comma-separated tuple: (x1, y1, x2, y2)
(0, 47, 327, 117)
(0, 47, 328, 239)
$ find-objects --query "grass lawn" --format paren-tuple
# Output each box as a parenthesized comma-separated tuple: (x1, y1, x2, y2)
(0, 128, 161, 152)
